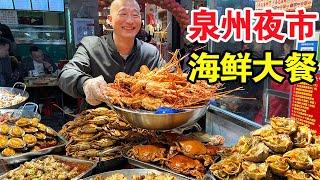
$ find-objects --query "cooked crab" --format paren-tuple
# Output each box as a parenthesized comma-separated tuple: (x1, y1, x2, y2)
(305, 144, 320, 160)
(30, 118, 40, 126)
(7, 138, 26, 149)
(1, 147, 15, 156)
(9, 126, 25, 137)
(168, 138, 219, 166)
(262, 134, 293, 153)
(265, 155, 290, 176)
(283, 148, 313, 170)
(78, 124, 101, 134)
(270, 117, 297, 134)
(165, 155, 205, 179)
(91, 138, 114, 149)
(66, 141, 92, 155)
(210, 155, 242, 179)
(241, 161, 268, 180)
(311, 159, 320, 179)
(251, 125, 278, 138)
(127, 144, 166, 163)
(293, 126, 312, 148)
(234, 136, 252, 154)
(0, 135, 8, 148)
(244, 143, 270, 163)
(285, 169, 313, 180)
(15, 118, 31, 127)
(0, 123, 10, 135)
(34, 132, 46, 140)
(23, 126, 38, 133)
(23, 134, 37, 147)
(88, 116, 113, 125)
(37, 123, 47, 132)
(71, 132, 103, 142)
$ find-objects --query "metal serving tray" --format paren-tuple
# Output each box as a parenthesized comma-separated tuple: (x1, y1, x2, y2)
(83, 168, 184, 180)
(0, 134, 67, 164)
(125, 155, 194, 180)
(0, 155, 97, 180)
(0, 103, 41, 121)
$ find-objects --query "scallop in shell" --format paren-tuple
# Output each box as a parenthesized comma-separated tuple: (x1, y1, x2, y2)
(283, 148, 313, 170)
(9, 126, 25, 137)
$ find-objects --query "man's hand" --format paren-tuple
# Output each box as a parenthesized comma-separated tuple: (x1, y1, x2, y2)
(83, 75, 107, 106)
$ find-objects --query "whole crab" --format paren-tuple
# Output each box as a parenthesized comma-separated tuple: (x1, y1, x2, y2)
(165, 155, 205, 179)
(168, 138, 219, 166)
(127, 144, 166, 163)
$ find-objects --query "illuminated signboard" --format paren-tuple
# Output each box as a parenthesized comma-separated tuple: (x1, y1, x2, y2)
(13, 0, 31, 10)
(290, 74, 320, 134)
(0, 0, 14, 9)
(31, 0, 48, 11)
(48, 0, 64, 12)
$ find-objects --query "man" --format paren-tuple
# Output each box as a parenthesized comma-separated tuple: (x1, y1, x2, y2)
(0, 37, 20, 86)
(58, 0, 163, 106)
(21, 45, 56, 77)
(0, 23, 16, 56)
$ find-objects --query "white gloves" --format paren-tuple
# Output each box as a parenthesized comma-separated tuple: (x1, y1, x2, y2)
(83, 75, 107, 106)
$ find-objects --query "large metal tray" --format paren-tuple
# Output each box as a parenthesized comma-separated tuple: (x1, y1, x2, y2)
(0, 82, 29, 109)
(0, 134, 67, 164)
(0, 155, 97, 180)
(125, 155, 194, 180)
(83, 168, 185, 180)
(0, 102, 41, 121)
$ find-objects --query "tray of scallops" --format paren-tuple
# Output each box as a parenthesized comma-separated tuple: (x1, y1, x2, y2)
(0, 155, 96, 180)
(0, 116, 67, 164)
(123, 132, 224, 180)
(209, 117, 320, 180)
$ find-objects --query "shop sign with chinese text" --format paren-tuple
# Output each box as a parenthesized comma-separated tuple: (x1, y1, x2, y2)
(290, 73, 320, 134)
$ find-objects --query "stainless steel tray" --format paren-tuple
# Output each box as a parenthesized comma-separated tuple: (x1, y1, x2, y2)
(0, 82, 29, 109)
(125, 155, 195, 180)
(0, 103, 41, 121)
(83, 168, 185, 180)
(0, 134, 67, 164)
(0, 155, 97, 180)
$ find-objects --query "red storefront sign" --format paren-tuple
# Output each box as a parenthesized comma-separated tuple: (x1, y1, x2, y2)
(290, 73, 320, 134)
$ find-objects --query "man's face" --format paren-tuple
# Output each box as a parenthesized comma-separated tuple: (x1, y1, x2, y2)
(31, 50, 44, 62)
(108, 0, 141, 39)
(0, 44, 9, 58)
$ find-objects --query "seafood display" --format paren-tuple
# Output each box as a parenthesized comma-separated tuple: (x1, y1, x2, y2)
(126, 132, 223, 179)
(210, 117, 320, 179)
(0, 117, 60, 157)
(0, 90, 27, 109)
(88, 173, 177, 180)
(1, 155, 94, 180)
(59, 107, 153, 161)
(101, 51, 229, 110)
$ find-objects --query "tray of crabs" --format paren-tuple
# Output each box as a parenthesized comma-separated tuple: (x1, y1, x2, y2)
(0, 116, 67, 164)
(123, 132, 223, 180)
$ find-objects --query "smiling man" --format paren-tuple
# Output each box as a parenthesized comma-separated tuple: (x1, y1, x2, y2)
(58, 0, 163, 107)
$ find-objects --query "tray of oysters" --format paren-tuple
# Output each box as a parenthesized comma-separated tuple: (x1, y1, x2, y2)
(0, 115, 67, 164)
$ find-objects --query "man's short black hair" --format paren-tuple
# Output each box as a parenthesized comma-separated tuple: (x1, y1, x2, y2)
(29, 45, 40, 53)
(0, 37, 10, 46)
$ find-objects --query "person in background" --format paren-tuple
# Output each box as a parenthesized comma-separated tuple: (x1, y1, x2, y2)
(21, 45, 57, 77)
(58, 0, 164, 108)
(254, 39, 294, 124)
(0, 37, 20, 86)
(0, 23, 16, 56)
(136, 23, 152, 42)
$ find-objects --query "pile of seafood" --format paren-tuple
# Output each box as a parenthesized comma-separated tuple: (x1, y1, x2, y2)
(59, 107, 152, 161)
(210, 117, 320, 179)
(89, 173, 176, 180)
(0, 112, 13, 124)
(101, 51, 229, 110)
(126, 132, 224, 179)
(0, 90, 27, 109)
(0, 117, 59, 157)
(2, 155, 91, 179)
